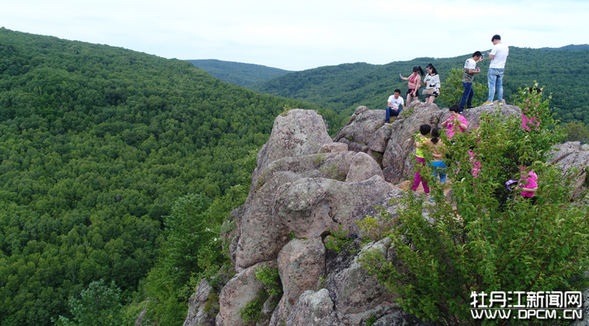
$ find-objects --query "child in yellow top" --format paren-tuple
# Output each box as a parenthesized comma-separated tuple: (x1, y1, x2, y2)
(411, 124, 431, 193)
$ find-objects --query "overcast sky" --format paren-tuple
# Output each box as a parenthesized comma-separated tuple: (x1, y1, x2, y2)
(1, 0, 587, 71)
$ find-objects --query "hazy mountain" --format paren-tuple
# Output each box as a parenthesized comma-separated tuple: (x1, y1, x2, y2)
(187, 59, 293, 88)
(539, 44, 589, 51)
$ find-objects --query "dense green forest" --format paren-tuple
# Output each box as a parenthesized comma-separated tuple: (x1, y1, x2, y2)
(186, 59, 291, 88)
(0, 28, 346, 325)
(249, 46, 589, 124)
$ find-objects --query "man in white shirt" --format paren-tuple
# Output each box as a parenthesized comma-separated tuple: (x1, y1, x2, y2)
(484, 34, 509, 105)
(386, 89, 404, 123)
(459, 51, 483, 112)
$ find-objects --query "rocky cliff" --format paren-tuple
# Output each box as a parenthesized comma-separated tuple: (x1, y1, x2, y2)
(183, 103, 589, 326)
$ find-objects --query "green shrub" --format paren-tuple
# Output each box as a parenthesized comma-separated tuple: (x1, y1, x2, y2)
(324, 224, 354, 253)
(400, 107, 414, 119)
(313, 153, 326, 167)
(356, 206, 395, 243)
(437, 67, 488, 108)
(255, 265, 282, 296)
(365, 313, 378, 326)
(239, 265, 283, 324)
(323, 163, 346, 181)
(360, 86, 589, 325)
(203, 292, 220, 315)
(239, 289, 268, 324)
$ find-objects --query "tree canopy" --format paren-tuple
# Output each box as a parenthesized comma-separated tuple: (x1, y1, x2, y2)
(0, 28, 344, 325)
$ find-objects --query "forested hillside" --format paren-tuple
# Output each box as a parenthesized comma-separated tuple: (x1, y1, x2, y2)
(252, 46, 589, 124)
(0, 28, 344, 325)
(187, 59, 292, 88)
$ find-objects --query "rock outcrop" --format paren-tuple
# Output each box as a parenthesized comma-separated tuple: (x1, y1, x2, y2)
(184, 104, 588, 326)
(234, 110, 394, 271)
(335, 102, 522, 183)
(254, 109, 333, 181)
(278, 238, 325, 305)
(184, 279, 216, 326)
(216, 261, 277, 326)
(549, 141, 589, 199)
(203, 109, 399, 326)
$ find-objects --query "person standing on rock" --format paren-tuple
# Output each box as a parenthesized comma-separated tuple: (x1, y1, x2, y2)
(484, 34, 509, 105)
(441, 105, 468, 140)
(411, 124, 431, 194)
(385, 89, 405, 123)
(428, 128, 447, 183)
(459, 51, 483, 112)
(400, 66, 424, 106)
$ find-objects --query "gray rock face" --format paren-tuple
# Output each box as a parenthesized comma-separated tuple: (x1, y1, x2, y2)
(278, 238, 325, 305)
(286, 289, 341, 326)
(234, 149, 393, 270)
(254, 109, 333, 181)
(333, 106, 386, 150)
(368, 124, 393, 153)
(549, 141, 589, 199)
(345, 152, 384, 183)
(234, 171, 298, 271)
(216, 261, 277, 326)
(320, 142, 348, 153)
(460, 104, 522, 129)
(327, 240, 398, 324)
(211, 105, 575, 326)
(275, 176, 393, 239)
(268, 295, 293, 326)
(183, 279, 215, 326)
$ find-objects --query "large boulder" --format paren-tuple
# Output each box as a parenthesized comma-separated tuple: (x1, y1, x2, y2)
(234, 172, 299, 271)
(278, 238, 326, 305)
(326, 240, 398, 324)
(333, 106, 386, 151)
(549, 141, 589, 199)
(234, 150, 392, 271)
(254, 109, 333, 181)
(460, 104, 521, 129)
(368, 124, 393, 153)
(216, 261, 277, 326)
(275, 176, 394, 239)
(345, 152, 384, 182)
(285, 289, 342, 326)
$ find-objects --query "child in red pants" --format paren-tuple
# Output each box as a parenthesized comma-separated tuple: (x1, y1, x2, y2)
(411, 124, 432, 193)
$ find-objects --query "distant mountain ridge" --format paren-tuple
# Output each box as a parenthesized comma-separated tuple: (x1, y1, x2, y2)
(539, 44, 589, 51)
(187, 59, 292, 88)
(248, 45, 589, 124)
